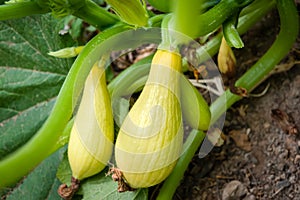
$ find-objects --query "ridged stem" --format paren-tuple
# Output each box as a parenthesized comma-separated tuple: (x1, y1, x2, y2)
(73, 0, 119, 29)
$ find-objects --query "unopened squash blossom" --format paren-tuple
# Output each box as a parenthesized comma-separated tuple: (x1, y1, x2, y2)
(217, 37, 236, 77)
(115, 49, 183, 188)
(68, 60, 114, 180)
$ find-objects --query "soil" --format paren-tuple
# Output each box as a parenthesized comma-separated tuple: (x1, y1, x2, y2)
(174, 6, 300, 200)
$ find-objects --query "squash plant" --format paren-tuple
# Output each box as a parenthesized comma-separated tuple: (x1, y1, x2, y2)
(0, 0, 298, 199)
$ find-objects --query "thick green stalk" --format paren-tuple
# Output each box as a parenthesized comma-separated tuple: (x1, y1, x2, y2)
(238, 0, 275, 33)
(0, 0, 119, 28)
(147, 0, 220, 13)
(0, 25, 129, 188)
(157, 0, 297, 198)
(0, 2, 50, 20)
(173, 0, 206, 38)
(173, 0, 255, 38)
(73, 0, 119, 29)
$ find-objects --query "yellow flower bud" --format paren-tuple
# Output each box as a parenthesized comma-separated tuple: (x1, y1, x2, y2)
(48, 46, 84, 58)
(218, 37, 236, 77)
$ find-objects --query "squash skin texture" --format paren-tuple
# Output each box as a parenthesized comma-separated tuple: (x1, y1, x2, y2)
(68, 64, 114, 180)
(115, 50, 183, 188)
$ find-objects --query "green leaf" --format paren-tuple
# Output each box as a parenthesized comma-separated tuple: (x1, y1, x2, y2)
(5, 147, 66, 200)
(57, 153, 148, 200)
(81, 172, 148, 200)
(0, 14, 75, 158)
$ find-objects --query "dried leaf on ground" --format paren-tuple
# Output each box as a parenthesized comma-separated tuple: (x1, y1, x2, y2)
(229, 129, 252, 152)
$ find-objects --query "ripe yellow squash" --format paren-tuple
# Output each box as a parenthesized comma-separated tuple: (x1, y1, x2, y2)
(68, 62, 114, 180)
(115, 49, 184, 188)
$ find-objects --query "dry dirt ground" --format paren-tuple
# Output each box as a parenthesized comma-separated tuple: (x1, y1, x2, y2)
(174, 6, 300, 200)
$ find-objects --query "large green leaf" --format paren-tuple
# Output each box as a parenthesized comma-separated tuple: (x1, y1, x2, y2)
(0, 14, 75, 158)
(5, 147, 66, 200)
